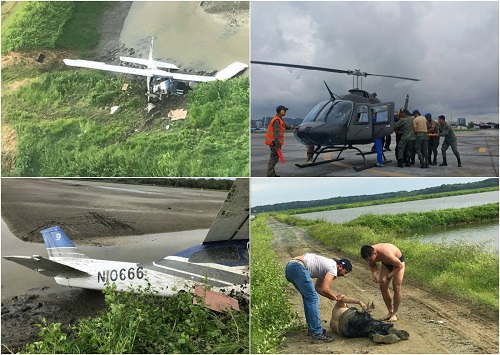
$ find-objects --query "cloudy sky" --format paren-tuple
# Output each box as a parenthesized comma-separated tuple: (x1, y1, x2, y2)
(251, 177, 491, 206)
(250, 1, 499, 123)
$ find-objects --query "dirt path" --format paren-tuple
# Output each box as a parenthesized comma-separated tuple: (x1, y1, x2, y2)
(267, 218, 499, 354)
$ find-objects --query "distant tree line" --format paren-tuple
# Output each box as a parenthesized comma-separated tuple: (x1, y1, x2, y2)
(252, 178, 498, 213)
(77, 178, 235, 191)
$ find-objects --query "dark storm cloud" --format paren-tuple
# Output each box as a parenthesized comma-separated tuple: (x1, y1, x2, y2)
(251, 1, 499, 123)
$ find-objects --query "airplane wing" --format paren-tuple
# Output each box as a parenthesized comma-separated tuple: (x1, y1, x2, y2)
(119, 56, 179, 70)
(214, 62, 248, 80)
(3, 255, 90, 278)
(64, 59, 218, 82)
(203, 179, 249, 243)
(63, 59, 177, 77)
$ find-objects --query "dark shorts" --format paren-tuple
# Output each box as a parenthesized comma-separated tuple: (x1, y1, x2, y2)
(381, 254, 405, 272)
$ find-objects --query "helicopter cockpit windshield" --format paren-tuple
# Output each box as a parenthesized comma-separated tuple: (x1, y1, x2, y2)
(302, 101, 329, 123)
(315, 100, 353, 127)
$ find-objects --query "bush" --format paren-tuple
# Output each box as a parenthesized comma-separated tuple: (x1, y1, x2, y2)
(24, 283, 249, 354)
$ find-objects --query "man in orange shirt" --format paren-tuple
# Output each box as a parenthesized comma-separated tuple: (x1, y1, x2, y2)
(265, 105, 294, 177)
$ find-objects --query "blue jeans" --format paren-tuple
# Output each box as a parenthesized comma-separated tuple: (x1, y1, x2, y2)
(285, 261, 323, 335)
(373, 138, 383, 164)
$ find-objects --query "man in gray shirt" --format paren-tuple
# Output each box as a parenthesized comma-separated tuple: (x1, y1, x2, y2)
(285, 253, 352, 342)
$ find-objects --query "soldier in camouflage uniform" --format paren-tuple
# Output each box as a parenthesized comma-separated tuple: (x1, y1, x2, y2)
(437, 115, 462, 167)
(425, 113, 439, 165)
(394, 109, 416, 167)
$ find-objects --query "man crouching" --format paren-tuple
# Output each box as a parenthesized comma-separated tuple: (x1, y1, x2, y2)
(330, 295, 409, 344)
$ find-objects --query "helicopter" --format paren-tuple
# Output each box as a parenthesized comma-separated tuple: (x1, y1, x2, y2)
(251, 61, 420, 171)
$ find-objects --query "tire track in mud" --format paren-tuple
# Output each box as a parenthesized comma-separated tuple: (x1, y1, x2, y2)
(267, 218, 499, 354)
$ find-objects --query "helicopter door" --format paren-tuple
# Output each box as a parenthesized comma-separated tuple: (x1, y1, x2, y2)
(370, 102, 395, 140)
(345, 104, 372, 142)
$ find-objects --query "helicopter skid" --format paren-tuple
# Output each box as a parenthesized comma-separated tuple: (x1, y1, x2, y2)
(295, 157, 345, 168)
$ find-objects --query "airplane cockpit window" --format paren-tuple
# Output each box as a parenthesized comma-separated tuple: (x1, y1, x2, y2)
(303, 100, 329, 123)
(355, 105, 369, 124)
(323, 101, 353, 126)
(372, 105, 389, 123)
(188, 244, 248, 266)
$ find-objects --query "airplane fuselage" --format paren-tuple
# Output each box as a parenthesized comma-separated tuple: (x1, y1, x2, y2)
(52, 256, 249, 297)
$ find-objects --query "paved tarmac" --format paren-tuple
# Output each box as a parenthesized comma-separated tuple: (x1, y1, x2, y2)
(251, 129, 499, 177)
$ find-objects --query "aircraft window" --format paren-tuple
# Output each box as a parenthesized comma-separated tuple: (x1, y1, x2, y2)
(324, 101, 353, 126)
(303, 101, 329, 123)
(355, 106, 369, 124)
(189, 245, 241, 264)
(372, 105, 389, 123)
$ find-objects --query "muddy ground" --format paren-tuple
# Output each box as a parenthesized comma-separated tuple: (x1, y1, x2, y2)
(266, 218, 499, 354)
(1, 179, 228, 352)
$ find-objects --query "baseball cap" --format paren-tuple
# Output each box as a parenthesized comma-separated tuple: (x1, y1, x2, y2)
(412, 110, 420, 116)
(334, 258, 352, 272)
(425, 113, 432, 119)
(276, 105, 289, 113)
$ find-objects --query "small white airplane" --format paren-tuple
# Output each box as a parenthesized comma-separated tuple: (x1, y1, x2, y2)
(63, 37, 248, 102)
(4, 179, 249, 303)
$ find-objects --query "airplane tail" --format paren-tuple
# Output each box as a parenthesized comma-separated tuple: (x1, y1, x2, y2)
(40, 226, 88, 259)
(203, 179, 249, 243)
(148, 36, 154, 64)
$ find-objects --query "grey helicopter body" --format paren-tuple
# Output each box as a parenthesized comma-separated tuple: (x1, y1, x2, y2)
(252, 60, 419, 170)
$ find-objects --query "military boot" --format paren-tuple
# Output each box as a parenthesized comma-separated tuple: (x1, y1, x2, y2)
(372, 334, 400, 344)
(439, 158, 447, 166)
(431, 157, 437, 165)
(397, 159, 404, 168)
(457, 158, 462, 167)
(389, 327, 410, 340)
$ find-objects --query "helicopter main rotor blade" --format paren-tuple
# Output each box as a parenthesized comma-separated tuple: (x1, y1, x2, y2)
(364, 73, 420, 81)
(251, 61, 351, 75)
(252, 60, 420, 81)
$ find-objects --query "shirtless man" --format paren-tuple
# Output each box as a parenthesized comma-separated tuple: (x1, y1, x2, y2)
(360, 244, 405, 322)
(330, 295, 409, 344)
(285, 253, 352, 342)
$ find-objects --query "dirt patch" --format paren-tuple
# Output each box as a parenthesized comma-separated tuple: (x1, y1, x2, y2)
(1, 290, 107, 353)
(1, 50, 71, 69)
(200, 1, 249, 27)
(267, 218, 499, 354)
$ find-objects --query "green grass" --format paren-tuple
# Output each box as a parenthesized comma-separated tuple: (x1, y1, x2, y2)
(345, 203, 499, 234)
(250, 215, 300, 354)
(2, 70, 249, 176)
(1, 2, 74, 53)
(1, 1, 109, 54)
(24, 283, 249, 354)
(56, 2, 110, 52)
(275, 205, 499, 312)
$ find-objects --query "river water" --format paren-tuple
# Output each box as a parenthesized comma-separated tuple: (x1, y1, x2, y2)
(296, 191, 499, 223)
(296, 191, 499, 251)
(415, 222, 498, 252)
(119, 2, 249, 71)
(1, 219, 207, 300)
